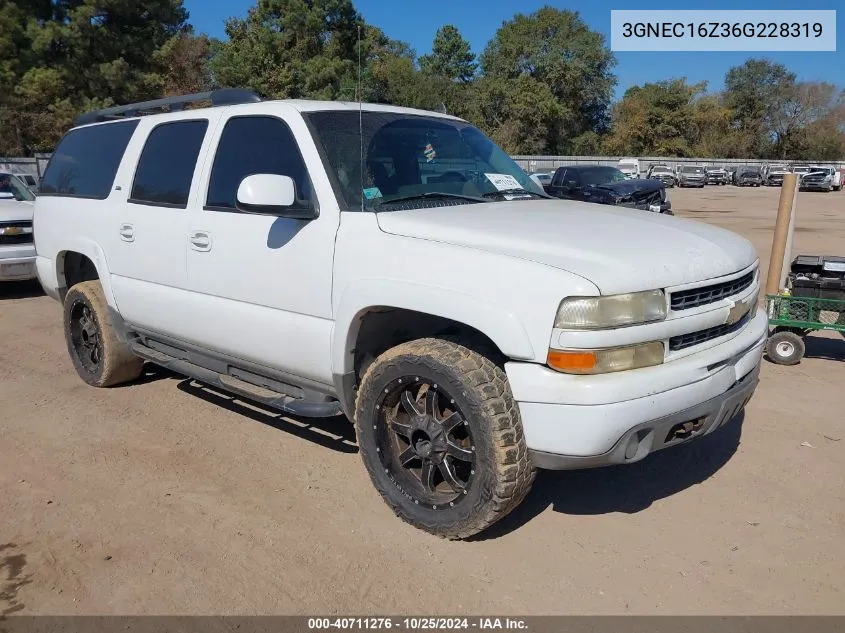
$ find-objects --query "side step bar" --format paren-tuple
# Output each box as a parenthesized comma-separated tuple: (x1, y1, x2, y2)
(130, 342, 343, 419)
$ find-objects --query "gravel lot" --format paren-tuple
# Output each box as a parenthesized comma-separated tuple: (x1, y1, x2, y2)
(1, 185, 844, 615)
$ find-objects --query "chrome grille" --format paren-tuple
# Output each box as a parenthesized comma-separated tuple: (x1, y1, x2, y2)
(669, 313, 751, 351)
(0, 221, 33, 246)
(671, 271, 755, 311)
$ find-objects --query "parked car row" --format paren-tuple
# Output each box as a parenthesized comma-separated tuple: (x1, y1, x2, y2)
(532, 162, 843, 193)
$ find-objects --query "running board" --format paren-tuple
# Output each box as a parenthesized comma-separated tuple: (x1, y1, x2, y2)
(130, 342, 343, 419)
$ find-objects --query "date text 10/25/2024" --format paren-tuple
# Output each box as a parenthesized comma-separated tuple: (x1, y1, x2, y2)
(308, 618, 528, 630)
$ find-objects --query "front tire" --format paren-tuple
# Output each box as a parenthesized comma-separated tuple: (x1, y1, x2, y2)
(354, 338, 535, 539)
(63, 281, 144, 387)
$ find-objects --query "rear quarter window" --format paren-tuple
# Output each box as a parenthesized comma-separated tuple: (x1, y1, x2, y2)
(40, 120, 139, 199)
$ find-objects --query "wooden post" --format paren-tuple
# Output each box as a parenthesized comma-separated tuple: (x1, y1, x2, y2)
(779, 178, 799, 291)
(765, 173, 799, 295)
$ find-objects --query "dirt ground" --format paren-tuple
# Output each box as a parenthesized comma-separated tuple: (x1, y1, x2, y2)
(1, 185, 844, 616)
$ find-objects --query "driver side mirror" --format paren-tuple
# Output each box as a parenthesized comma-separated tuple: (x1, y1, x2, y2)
(236, 174, 317, 220)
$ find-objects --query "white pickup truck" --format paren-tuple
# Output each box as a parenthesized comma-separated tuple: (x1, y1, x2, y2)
(1, 171, 37, 282)
(33, 90, 767, 538)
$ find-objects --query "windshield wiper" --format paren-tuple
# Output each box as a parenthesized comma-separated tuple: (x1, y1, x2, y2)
(375, 191, 487, 207)
(481, 188, 551, 200)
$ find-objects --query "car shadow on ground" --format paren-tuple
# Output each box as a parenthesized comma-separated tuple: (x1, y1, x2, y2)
(175, 378, 358, 454)
(0, 279, 44, 300)
(804, 334, 845, 362)
(474, 411, 745, 540)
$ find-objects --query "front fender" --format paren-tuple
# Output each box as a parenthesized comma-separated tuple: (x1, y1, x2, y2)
(331, 279, 536, 377)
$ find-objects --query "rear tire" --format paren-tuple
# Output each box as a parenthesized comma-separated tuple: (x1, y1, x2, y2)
(354, 338, 535, 539)
(766, 331, 805, 366)
(63, 281, 144, 387)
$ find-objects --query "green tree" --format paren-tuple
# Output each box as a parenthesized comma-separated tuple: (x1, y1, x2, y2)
(723, 58, 795, 157)
(155, 30, 216, 96)
(210, 0, 360, 100)
(1, 0, 190, 154)
(479, 7, 616, 152)
(419, 25, 477, 84)
(462, 74, 563, 154)
(769, 81, 841, 159)
(603, 79, 706, 157)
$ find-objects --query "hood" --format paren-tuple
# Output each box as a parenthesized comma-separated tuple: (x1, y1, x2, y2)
(594, 178, 663, 197)
(0, 199, 34, 223)
(375, 199, 757, 295)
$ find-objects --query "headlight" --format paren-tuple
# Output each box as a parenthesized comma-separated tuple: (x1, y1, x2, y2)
(554, 290, 667, 329)
(547, 342, 665, 375)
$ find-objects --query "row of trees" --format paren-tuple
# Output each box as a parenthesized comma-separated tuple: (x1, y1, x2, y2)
(605, 62, 845, 161)
(1, 0, 843, 160)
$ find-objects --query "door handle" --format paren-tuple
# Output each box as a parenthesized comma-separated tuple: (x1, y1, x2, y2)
(189, 230, 212, 252)
(119, 223, 135, 242)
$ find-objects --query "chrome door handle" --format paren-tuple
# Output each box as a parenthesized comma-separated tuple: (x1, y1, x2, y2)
(189, 230, 212, 252)
(119, 223, 135, 242)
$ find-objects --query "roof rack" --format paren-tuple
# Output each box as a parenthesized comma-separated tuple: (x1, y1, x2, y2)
(74, 88, 262, 127)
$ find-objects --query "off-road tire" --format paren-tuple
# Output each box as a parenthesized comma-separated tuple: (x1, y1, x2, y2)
(766, 330, 805, 366)
(354, 338, 535, 539)
(63, 281, 144, 387)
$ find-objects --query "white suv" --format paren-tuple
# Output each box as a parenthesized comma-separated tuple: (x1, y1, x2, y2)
(33, 90, 768, 538)
(1, 171, 37, 281)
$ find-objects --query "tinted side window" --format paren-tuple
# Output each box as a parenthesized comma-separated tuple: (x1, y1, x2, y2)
(40, 120, 139, 199)
(206, 116, 313, 212)
(130, 120, 208, 208)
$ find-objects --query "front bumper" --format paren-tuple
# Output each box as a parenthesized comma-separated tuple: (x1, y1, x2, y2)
(800, 181, 831, 190)
(506, 309, 768, 470)
(0, 246, 37, 281)
(680, 178, 705, 186)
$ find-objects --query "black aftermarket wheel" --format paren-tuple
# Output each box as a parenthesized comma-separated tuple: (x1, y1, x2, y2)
(766, 330, 805, 366)
(354, 338, 535, 539)
(64, 281, 144, 387)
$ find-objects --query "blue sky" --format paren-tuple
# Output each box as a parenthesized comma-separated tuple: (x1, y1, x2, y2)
(184, 0, 843, 100)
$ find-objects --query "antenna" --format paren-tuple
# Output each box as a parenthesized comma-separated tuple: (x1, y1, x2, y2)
(358, 25, 364, 212)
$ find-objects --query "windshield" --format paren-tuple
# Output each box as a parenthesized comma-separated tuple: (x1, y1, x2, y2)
(740, 167, 760, 174)
(0, 173, 35, 202)
(681, 166, 704, 174)
(651, 167, 670, 173)
(304, 111, 544, 210)
(579, 166, 627, 186)
(771, 165, 788, 171)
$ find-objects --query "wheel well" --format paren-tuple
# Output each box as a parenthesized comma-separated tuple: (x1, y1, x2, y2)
(62, 251, 99, 293)
(353, 308, 506, 380)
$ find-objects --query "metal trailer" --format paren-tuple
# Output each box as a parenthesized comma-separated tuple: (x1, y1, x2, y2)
(765, 294, 845, 365)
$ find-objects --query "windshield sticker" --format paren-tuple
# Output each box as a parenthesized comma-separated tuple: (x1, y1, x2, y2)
(363, 187, 383, 200)
(423, 143, 436, 163)
(484, 173, 524, 191)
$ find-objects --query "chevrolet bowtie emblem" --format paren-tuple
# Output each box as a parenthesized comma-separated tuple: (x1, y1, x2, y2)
(726, 298, 751, 326)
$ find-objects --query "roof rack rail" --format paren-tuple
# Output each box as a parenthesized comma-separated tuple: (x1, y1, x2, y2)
(74, 88, 262, 127)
